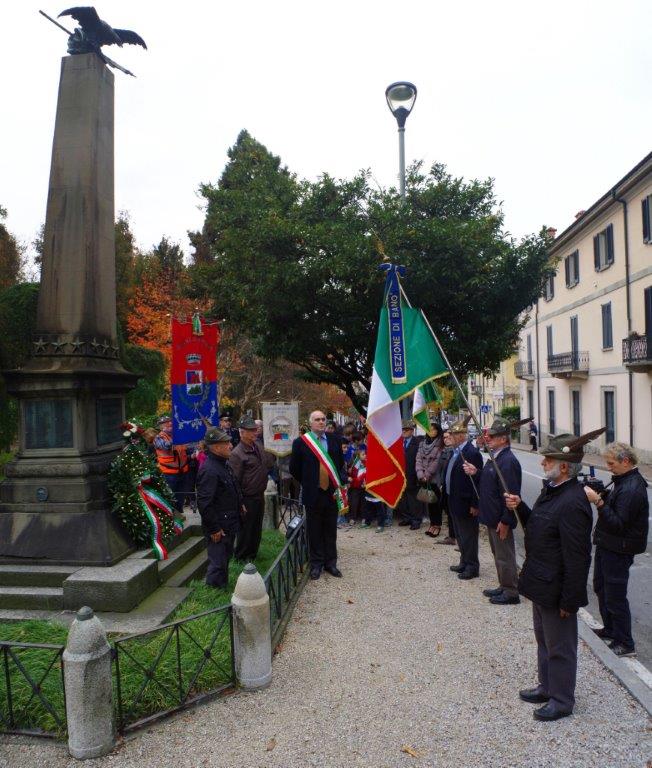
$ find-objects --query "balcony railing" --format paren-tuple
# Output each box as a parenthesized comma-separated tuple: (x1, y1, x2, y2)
(514, 360, 534, 379)
(547, 351, 589, 378)
(622, 335, 652, 372)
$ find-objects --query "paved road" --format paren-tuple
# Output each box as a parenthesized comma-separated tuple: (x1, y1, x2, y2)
(510, 448, 652, 670)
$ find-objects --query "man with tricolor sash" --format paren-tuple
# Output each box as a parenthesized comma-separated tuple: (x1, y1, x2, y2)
(290, 410, 347, 580)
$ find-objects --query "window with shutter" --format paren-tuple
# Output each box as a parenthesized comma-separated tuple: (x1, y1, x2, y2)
(564, 256, 570, 286)
(594, 224, 615, 270)
(643, 195, 652, 244)
(601, 303, 613, 349)
(546, 325, 553, 357)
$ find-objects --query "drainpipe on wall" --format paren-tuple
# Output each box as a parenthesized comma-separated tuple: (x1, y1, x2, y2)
(615, 192, 634, 446)
(534, 299, 541, 446)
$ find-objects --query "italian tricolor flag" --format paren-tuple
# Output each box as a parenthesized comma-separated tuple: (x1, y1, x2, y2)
(413, 381, 443, 433)
(366, 306, 448, 507)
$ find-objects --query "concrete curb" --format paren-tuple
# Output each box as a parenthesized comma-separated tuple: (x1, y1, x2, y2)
(577, 610, 652, 718)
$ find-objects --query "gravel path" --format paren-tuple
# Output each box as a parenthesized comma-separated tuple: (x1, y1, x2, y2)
(2, 524, 651, 768)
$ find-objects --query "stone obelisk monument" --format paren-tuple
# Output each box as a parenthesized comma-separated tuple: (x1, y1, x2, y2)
(0, 54, 137, 565)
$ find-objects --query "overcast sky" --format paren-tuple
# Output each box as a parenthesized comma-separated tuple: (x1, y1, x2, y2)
(2, 1, 651, 264)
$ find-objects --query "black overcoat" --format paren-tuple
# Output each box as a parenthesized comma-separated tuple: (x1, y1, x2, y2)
(517, 479, 592, 613)
(196, 452, 243, 536)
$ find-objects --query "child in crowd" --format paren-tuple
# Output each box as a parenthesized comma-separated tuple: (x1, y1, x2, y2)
(361, 489, 386, 532)
(347, 447, 367, 525)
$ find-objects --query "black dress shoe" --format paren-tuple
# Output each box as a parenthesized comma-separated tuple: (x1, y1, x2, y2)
(533, 702, 571, 721)
(325, 566, 343, 577)
(489, 593, 520, 605)
(519, 687, 549, 704)
(592, 627, 614, 640)
(449, 564, 465, 573)
(483, 587, 503, 598)
(608, 641, 636, 657)
(398, 520, 411, 526)
(310, 567, 321, 580)
(409, 523, 421, 530)
(458, 570, 479, 580)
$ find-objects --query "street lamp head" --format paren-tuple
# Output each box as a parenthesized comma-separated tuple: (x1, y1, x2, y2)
(385, 81, 417, 129)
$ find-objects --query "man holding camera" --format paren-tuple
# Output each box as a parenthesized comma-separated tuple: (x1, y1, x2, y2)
(584, 442, 649, 657)
(504, 429, 602, 721)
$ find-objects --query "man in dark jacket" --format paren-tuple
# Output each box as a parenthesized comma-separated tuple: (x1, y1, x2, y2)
(397, 420, 423, 530)
(445, 415, 483, 579)
(230, 416, 276, 562)
(196, 428, 243, 588)
(584, 442, 649, 657)
(463, 417, 522, 605)
(289, 410, 347, 580)
(505, 429, 602, 721)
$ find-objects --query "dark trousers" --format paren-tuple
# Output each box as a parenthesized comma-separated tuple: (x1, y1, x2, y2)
(206, 533, 235, 588)
(532, 602, 578, 712)
(593, 546, 635, 648)
(305, 489, 338, 570)
(529, 434, 538, 451)
(235, 495, 264, 561)
(451, 505, 479, 574)
(426, 487, 442, 526)
(348, 487, 364, 521)
(364, 498, 385, 526)
(441, 492, 455, 539)
(487, 526, 519, 598)
(164, 472, 188, 515)
(397, 488, 423, 526)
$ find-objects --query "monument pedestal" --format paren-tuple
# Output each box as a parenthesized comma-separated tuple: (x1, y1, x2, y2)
(0, 53, 138, 565)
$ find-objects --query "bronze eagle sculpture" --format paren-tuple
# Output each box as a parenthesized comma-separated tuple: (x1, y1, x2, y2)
(59, 7, 147, 54)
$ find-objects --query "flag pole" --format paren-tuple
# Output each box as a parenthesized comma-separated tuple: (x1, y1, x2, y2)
(399, 282, 513, 500)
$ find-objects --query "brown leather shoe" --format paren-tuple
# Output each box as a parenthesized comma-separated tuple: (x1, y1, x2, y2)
(437, 536, 456, 545)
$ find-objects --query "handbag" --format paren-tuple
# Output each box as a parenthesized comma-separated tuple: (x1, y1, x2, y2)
(417, 484, 438, 504)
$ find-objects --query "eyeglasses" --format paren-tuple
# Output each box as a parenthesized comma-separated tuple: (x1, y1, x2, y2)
(313, 417, 326, 421)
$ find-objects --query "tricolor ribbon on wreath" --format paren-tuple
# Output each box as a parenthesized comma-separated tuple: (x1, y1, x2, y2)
(136, 475, 184, 560)
(300, 431, 349, 513)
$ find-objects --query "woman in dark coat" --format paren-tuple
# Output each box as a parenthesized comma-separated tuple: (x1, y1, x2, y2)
(415, 423, 444, 537)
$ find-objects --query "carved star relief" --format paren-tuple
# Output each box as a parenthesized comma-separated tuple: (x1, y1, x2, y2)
(100, 340, 110, 355)
(90, 338, 100, 353)
(70, 338, 85, 353)
(50, 340, 67, 353)
(33, 338, 48, 353)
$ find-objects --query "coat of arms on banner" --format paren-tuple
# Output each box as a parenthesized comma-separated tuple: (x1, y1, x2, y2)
(262, 402, 299, 457)
(186, 369, 203, 395)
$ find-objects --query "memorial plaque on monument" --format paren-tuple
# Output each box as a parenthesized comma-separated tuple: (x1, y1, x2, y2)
(96, 397, 124, 445)
(24, 399, 74, 449)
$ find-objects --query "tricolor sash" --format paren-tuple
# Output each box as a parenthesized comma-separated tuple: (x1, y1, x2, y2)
(301, 432, 349, 513)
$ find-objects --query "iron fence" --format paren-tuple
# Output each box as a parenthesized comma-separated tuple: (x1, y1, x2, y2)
(278, 494, 304, 528)
(112, 603, 235, 733)
(0, 641, 66, 738)
(264, 513, 310, 646)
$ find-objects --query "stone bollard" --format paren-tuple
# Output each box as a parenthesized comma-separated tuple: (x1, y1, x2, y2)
(63, 606, 115, 760)
(231, 564, 272, 690)
(263, 478, 279, 530)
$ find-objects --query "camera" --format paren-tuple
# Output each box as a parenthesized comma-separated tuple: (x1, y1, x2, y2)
(578, 466, 608, 498)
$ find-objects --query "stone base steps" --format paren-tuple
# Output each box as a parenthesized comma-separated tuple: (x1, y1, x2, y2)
(0, 586, 64, 610)
(0, 565, 78, 587)
(158, 535, 206, 582)
(165, 550, 208, 588)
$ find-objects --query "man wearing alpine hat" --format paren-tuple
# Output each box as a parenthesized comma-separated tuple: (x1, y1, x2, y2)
(445, 415, 483, 579)
(463, 416, 528, 605)
(505, 427, 605, 721)
(196, 427, 244, 588)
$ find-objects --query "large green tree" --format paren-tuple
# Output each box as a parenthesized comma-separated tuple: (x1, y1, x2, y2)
(194, 133, 553, 414)
(0, 206, 25, 291)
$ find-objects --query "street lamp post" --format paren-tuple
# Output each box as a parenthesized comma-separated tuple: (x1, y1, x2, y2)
(385, 81, 417, 197)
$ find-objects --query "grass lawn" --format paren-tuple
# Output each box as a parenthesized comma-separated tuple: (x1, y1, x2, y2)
(0, 529, 287, 735)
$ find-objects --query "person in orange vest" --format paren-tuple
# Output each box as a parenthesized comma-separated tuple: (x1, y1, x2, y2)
(154, 415, 190, 515)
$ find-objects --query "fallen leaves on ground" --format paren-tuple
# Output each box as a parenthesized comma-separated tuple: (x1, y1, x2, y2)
(347, 598, 355, 604)
(266, 738, 277, 751)
(401, 745, 422, 758)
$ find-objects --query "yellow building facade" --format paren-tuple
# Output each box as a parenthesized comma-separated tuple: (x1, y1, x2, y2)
(468, 354, 520, 428)
(515, 152, 652, 459)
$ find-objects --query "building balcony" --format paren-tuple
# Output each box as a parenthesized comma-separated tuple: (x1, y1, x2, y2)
(547, 351, 589, 379)
(622, 335, 652, 372)
(514, 360, 534, 380)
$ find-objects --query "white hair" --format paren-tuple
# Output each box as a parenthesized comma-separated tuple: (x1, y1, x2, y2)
(603, 442, 638, 466)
